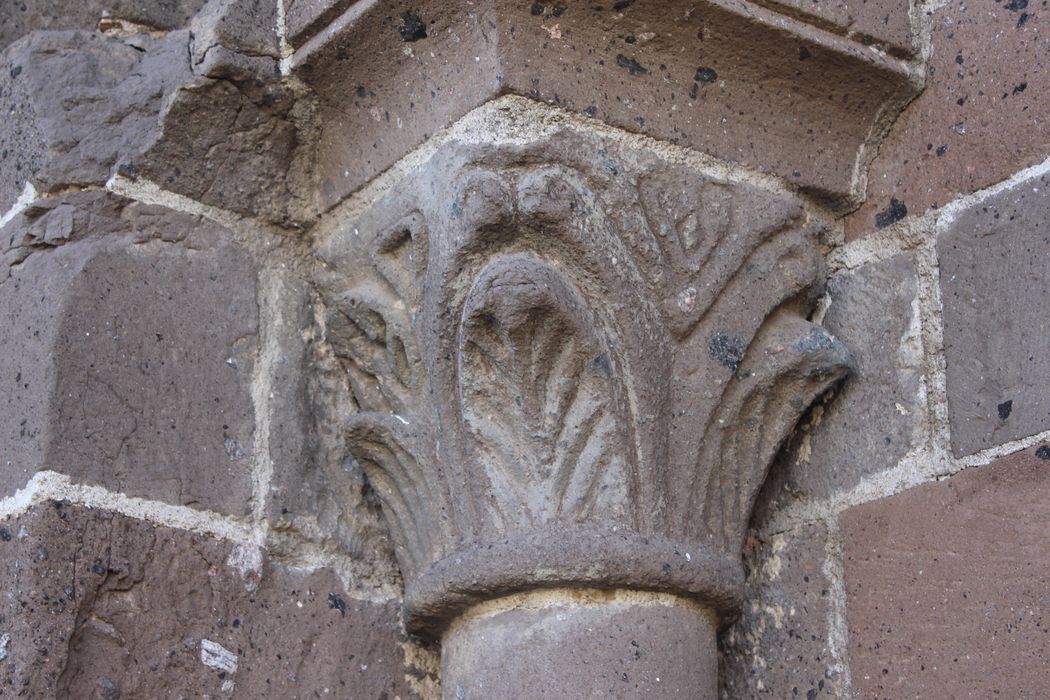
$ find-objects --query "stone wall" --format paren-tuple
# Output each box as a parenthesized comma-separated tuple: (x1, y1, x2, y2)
(0, 1, 1047, 698)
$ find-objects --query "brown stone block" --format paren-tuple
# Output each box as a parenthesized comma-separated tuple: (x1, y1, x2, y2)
(761, 0, 916, 57)
(0, 30, 193, 214)
(939, 172, 1050, 456)
(846, 1, 1049, 239)
(0, 503, 418, 698)
(136, 77, 305, 224)
(756, 254, 925, 514)
(841, 446, 1050, 699)
(292, 0, 503, 212)
(292, 0, 917, 212)
(720, 522, 847, 699)
(0, 193, 258, 516)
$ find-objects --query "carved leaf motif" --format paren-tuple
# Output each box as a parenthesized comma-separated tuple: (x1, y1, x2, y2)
(346, 415, 444, 578)
(369, 212, 428, 309)
(457, 255, 627, 529)
(326, 288, 421, 415)
(634, 169, 807, 334)
(696, 313, 852, 549)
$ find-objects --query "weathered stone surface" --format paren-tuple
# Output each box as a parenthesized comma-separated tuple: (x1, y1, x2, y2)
(135, 77, 306, 224)
(939, 172, 1050, 456)
(720, 522, 847, 699)
(189, 0, 279, 79)
(0, 0, 206, 51)
(0, 27, 305, 223)
(316, 104, 851, 637)
(0, 30, 192, 214)
(444, 593, 718, 700)
(762, 0, 916, 57)
(846, 0, 1050, 239)
(0, 502, 419, 698)
(261, 270, 399, 584)
(292, 0, 916, 212)
(0, 193, 258, 516)
(1, 193, 142, 487)
(292, 0, 501, 212)
(841, 446, 1050, 698)
(756, 254, 924, 515)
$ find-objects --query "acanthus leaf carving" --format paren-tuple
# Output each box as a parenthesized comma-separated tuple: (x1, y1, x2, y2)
(315, 125, 853, 637)
(458, 254, 629, 530)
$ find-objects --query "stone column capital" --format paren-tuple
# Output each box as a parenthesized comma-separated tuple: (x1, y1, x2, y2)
(315, 99, 851, 639)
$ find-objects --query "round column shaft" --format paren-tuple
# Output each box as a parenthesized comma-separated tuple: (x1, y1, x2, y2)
(440, 589, 718, 699)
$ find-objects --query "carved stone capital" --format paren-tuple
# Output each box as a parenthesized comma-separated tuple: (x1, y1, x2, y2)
(315, 100, 851, 641)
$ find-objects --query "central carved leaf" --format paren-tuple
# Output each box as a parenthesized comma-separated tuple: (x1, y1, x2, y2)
(458, 255, 627, 529)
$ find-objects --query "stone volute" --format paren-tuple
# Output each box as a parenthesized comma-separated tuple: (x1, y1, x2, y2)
(314, 99, 851, 698)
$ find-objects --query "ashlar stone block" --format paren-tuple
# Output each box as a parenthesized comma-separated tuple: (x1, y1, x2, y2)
(0, 193, 258, 516)
(939, 170, 1050, 455)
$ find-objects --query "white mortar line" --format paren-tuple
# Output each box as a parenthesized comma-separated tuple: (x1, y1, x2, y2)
(248, 269, 284, 529)
(106, 174, 245, 233)
(822, 516, 854, 698)
(0, 467, 404, 602)
(276, 0, 293, 76)
(955, 426, 1050, 468)
(826, 213, 932, 272)
(266, 535, 404, 603)
(937, 153, 1050, 227)
(0, 182, 39, 229)
(764, 422, 1050, 537)
(0, 470, 255, 543)
(913, 233, 952, 456)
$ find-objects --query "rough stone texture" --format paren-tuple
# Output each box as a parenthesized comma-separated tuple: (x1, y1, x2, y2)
(135, 76, 306, 224)
(0, 21, 307, 224)
(841, 445, 1050, 699)
(292, 0, 501, 212)
(0, 0, 206, 51)
(720, 522, 847, 699)
(846, 0, 1050, 239)
(443, 595, 718, 700)
(755, 254, 925, 516)
(189, 0, 280, 80)
(261, 270, 399, 583)
(292, 0, 916, 212)
(0, 30, 191, 215)
(0, 502, 420, 699)
(761, 0, 916, 57)
(317, 111, 851, 637)
(939, 172, 1050, 456)
(0, 193, 258, 516)
(285, 0, 357, 47)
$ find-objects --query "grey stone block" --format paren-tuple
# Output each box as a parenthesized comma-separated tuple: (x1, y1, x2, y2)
(939, 171, 1050, 456)
(1, 193, 259, 516)
(0, 0, 206, 51)
(0, 29, 192, 214)
(755, 253, 925, 517)
(263, 273, 399, 583)
(136, 77, 304, 224)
